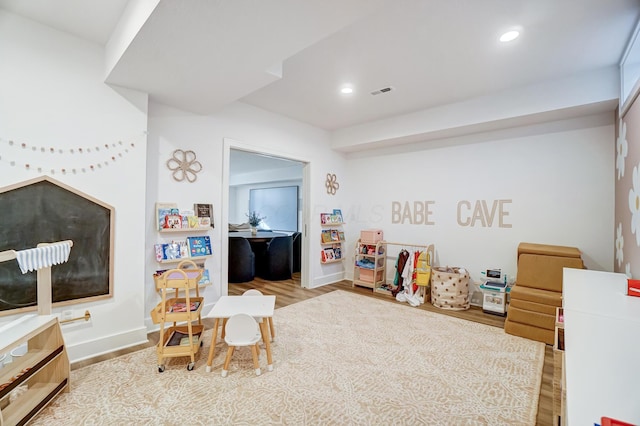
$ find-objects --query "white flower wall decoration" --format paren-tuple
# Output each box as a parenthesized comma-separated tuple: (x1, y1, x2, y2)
(166, 149, 202, 182)
(616, 222, 624, 268)
(325, 173, 339, 195)
(616, 118, 628, 180)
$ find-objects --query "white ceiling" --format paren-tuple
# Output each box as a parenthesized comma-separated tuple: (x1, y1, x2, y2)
(1, 0, 638, 134)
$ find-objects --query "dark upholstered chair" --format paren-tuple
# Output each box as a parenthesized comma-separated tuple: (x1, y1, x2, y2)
(228, 238, 255, 283)
(291, 232, 302, 273)
(256, 235, 293, 281)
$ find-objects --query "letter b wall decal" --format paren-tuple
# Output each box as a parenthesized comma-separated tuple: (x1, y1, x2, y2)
(391, 201, 435, 225)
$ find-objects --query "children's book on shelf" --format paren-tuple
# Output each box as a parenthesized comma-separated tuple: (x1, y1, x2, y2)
(163, 242, 183, 260)
(321, 230, 332, 243)
(165, 330, 201, 347)
(169, 300, 201, 312)
(179, 336, 199, 346)
(321, 244, 342, 262)
(154, 269, 169, 278)
(179, 210, 194, 228)
(156, 202, 178, 230)
(154, 242, 185, 261)
(321, 211, 343, 225)
(187, 215, 201, 228)
(179, 241, 188, 258)
(158, 209, 171, 230)
(333, 244, 342, 259)
(338, 231, 345, 241)
(199, 269, 211, 285)
(187, 236, 212, 257)
(164, 214, 182, 229)
(331, 229, 339, 241)
(194, 203, 215, 228)
(154, 244, 165, 262)
(324, 247, 335, 261)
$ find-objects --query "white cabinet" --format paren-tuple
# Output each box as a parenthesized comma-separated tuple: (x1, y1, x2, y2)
(562, 268, 640, 425)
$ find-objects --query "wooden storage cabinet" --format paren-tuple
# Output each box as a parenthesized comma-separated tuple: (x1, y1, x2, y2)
(152, 261, 204, 372)
(0, 315, 70, 426)
(353, 240, 386, 290)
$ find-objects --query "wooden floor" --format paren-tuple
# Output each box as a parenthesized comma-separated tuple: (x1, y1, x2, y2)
(73, 273, 553, 426)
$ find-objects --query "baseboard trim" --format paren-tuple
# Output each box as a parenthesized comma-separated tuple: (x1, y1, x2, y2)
(311, 271, 345, 288)
(67, 326, 148, 364)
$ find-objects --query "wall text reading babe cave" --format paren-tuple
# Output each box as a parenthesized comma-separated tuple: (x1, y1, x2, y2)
(391, 200, 512, 228)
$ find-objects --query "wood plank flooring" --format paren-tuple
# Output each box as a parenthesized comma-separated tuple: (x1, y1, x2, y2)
(72, 273, 553, 426)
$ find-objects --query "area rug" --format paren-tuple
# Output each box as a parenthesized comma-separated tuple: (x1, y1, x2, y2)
(30, 290, 544, 425)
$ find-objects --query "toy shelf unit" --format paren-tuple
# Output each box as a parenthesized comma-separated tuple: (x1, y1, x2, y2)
(370, 240, 434, 301)
(152, 260, 205, 372)
(0, 240, 73, 426)
(353, 239, 386, 289)
(320, 210, 344, 264)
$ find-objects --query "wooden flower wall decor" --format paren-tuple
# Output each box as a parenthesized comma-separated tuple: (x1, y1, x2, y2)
(326, 173, 339, 195)
(167, 149, 202, 182)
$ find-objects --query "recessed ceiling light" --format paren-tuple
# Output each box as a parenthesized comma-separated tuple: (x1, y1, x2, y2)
(499, 30, 520, 42)
(340, 85, 354, 95)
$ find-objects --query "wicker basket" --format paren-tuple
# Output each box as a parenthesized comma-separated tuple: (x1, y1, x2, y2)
(431, 266, 470, 310)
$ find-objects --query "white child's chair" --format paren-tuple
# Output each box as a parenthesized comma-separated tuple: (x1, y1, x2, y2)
(221, 313, 262, 377)
(242, 289, 275, 341)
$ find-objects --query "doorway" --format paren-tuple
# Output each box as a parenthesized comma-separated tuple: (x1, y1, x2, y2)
(221, 138, 310, 295)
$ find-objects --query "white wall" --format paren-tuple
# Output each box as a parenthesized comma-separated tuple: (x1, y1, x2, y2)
(0, 11, 149, 362)
(343, 113, 615, 300)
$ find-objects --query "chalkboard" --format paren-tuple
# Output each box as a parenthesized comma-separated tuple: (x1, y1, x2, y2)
(0, 176, 113, 315)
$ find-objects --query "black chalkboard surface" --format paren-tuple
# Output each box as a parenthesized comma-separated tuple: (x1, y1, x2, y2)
(0, 176, 113, 314)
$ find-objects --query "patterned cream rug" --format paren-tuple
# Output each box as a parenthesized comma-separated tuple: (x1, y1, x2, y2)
(30, 290, 544, 425)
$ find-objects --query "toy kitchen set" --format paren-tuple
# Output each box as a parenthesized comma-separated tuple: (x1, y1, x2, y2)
(479, 268, 510, 316)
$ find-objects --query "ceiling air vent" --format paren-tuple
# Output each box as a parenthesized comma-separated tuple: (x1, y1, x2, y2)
(370, 86, 394, 96)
